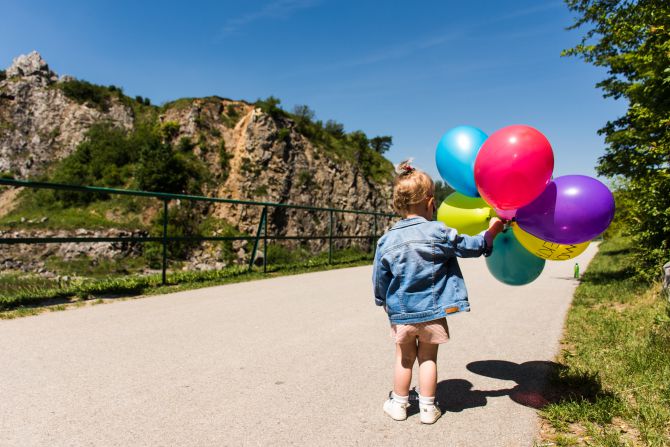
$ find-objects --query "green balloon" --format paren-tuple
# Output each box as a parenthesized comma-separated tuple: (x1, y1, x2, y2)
(486, 230, 545, 286)
(437, 192, 492, 235)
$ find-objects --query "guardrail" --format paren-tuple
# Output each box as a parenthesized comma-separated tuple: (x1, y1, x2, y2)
(0, 178, 395, 284)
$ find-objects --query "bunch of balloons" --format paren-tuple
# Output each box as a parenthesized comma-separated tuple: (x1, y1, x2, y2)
(435, 125, 615, 286)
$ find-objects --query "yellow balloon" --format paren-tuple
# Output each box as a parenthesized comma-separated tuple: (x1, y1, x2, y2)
(437, 192, 493, 235)
(512, 223, 589, 261)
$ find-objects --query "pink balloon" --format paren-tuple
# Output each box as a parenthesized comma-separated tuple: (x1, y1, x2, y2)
(474, 125, 554, 210)
(494, 208, 517, 220)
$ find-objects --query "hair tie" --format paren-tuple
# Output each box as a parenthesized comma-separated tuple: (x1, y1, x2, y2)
(394, 158, 416, 176)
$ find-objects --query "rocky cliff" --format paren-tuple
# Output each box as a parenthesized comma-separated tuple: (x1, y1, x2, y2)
(0, 52, 395, 271)
(0, 52, 134, 177)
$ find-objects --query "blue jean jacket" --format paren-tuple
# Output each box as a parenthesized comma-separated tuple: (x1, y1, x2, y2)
(373, 216, 491, 324)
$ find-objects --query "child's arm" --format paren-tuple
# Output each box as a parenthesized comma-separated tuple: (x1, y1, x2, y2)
(372, 247, 391, 307)
(441, 217, 504, 258)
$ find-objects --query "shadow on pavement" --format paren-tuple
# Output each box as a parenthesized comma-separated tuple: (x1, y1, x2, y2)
(458, 360, 617, 411)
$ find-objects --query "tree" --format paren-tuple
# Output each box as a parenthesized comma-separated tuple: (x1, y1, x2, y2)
(324, 119, 345, 138)
(564, 0, 670, 278)
(433, 180, 454, 205)
(292, 104, 315, 122)
(369, 135, 393, 154)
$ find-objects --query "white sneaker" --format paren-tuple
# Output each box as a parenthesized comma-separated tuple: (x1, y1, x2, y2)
(419, 403, 441, 424)
(383, 398, 409, 421)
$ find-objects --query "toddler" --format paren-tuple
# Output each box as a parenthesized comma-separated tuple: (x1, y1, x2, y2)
(373, 160, 503, 424)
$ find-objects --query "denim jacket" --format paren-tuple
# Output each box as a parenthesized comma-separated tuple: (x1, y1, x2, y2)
(372, 216, 491, 324)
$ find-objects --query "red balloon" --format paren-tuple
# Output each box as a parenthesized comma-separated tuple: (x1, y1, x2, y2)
(474, 125, 554, 210)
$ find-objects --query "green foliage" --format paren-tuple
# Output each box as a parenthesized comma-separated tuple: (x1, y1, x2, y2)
(297, 169, 313, 188)
(177, 136, 195, 153)
(540, 237, 670, 445)
(222, 104, 241, 128)
(255, 96, 285, 119)
(58, 79, 116, 112)
(0, 70, 6, 82)
(143, 97, 151, 106)
(564, 0, 670, 279)
(218, 140, 233, 181)
(292, 104, 315, 122)
(324, 119, 345, 138)
(369, 135, 393, 154)
(144, 203, 203, 266)
(160, 121, 180, 141)
(135, 135, 205, 195)
(434, 180, 455, 205)
(276, 127, 291, 143)
(50, 123, 137, 204)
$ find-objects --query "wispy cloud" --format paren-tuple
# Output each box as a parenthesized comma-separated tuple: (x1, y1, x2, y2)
(220, 0, 320, 36)
(279, 2, 564, 79)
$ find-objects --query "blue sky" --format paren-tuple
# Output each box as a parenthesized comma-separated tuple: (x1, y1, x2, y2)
(1, 0, 626, 182)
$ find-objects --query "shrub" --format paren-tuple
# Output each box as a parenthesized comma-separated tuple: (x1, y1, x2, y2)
(0, 70, 6, 82)
(218, 140, 233, 181)
(324, 120, 345, 138)
(276, 128, 291, 143)
(177, 137, 195, 153)
(58, 79, 113, 112)
(50, 123, 136, 205)
(255, 96, 285, 119)
(370, 135, 393, 154)
(160, 121, 180, 141)
(135, 136, 201, 194)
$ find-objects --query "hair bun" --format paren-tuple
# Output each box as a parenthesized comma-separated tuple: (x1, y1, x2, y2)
(394, 158, 416, 176)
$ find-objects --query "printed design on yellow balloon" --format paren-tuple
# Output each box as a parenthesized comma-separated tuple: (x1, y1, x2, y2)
(511, 223, 588, 261)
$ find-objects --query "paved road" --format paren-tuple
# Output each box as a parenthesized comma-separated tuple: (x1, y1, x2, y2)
(0, 245, 598, 446)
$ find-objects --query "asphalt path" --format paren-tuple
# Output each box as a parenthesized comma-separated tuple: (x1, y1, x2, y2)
(0, 244, 598, 446)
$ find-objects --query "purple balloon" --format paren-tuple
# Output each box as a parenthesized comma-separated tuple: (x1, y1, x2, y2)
(516, 175, 615, 244)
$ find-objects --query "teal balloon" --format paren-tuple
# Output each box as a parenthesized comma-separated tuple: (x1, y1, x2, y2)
(486, 230, 545, 286)
(435, 125, 487, 197)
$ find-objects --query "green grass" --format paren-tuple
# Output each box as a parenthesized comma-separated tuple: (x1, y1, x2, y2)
(0, 189, 150, 230)
(539, 236, 670, 446)
(0, 248, 373, 318)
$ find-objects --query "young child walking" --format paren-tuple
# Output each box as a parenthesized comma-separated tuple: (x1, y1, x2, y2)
(373, 160, 503, 424)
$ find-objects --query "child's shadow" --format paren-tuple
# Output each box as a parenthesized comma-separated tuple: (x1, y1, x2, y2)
(406, 378, 502, 417)
(407, 360, 577, 416)
(407, 360, 608, 416)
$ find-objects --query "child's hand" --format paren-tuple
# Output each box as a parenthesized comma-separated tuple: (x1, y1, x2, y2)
(488, 217, 504, 235)
(485, 217, 504, 247)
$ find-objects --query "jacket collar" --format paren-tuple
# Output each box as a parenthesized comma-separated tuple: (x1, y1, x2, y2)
(389, 216, 429, 231)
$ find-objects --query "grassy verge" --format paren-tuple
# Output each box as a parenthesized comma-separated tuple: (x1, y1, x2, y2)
(0, 249, 373, 319)
(538, 237, 670, 446)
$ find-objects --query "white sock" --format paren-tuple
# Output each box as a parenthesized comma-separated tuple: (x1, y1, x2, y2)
(419, 394, 435, 406)
(391, 392, 409, 405)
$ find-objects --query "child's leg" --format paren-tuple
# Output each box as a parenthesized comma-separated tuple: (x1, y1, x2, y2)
(393, 340, 418, 396)
(417, 342, 439, 396)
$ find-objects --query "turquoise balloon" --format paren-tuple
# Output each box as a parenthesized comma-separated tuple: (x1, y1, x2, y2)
(435, 126, 487, 197)
(486, 230, 545, 286)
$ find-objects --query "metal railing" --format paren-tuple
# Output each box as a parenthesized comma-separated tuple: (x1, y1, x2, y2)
(0, 178, 395, 284)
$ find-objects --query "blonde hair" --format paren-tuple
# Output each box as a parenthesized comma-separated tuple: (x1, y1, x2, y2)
(392, 159, 434, 216)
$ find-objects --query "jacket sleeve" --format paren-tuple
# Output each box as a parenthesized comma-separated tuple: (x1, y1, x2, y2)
(372, 247, 391, 306)
(441, 227, 492, 258)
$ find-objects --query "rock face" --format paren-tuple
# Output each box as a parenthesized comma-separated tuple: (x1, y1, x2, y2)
(160, 98, 394, 248)
(0, 51, 134, 177)
(0, 52, 395, 272)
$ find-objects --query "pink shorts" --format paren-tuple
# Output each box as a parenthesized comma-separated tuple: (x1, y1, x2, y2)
(389, 318, 450, 344)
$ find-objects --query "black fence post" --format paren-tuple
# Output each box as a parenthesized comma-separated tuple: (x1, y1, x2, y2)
(329, 210, 334, 264)
(263, 206, 268, 274)
(162, 199, 169, 285)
